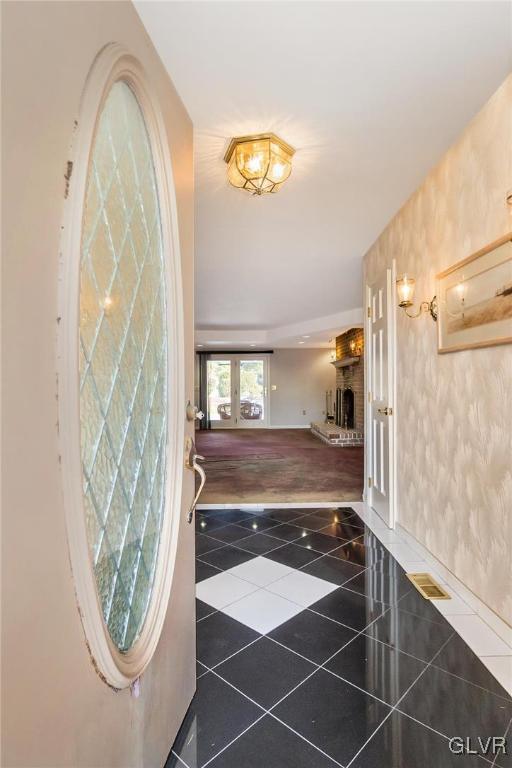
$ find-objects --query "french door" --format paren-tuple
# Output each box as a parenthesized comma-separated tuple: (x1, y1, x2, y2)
(366, 267, 396, 527)
(207, 355, 269, 428)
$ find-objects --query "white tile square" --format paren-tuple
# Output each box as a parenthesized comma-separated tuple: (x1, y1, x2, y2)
(400, 561, 429, 573)
(387, 542, 427, 567)
(196, 571, 258, 610)
(479, 656, 512, 697)
(227, 556, 294, 587)
(433, 591, 474, 617)
(448, 614, 512, 657)
(222, 589, 303, 634)
(372, 529, 399, 544)
(266, 570, 338, 607)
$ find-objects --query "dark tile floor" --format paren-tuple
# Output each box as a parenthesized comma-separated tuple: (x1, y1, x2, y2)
(166, 506, 512, 768)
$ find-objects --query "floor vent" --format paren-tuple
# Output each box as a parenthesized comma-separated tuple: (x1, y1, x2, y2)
(406, 573, 451, 600)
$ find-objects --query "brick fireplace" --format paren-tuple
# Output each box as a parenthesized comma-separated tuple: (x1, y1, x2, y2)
(311, 327, 364, 447)
(334, 327, 364, 432)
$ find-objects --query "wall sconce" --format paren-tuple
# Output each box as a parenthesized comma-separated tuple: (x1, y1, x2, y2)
(396, 274, 438, 321)
(349, 339, 362, 356)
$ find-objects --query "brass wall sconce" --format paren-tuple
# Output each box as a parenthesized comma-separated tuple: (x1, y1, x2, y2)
(396, 274, 438, 321)
(349, 339, 363, 356)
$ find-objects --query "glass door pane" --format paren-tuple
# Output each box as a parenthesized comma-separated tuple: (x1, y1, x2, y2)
(207, 359, 234, 426)
(239, 359, 266, 425)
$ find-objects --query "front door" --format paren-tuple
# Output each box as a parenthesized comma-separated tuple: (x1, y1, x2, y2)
(367, 268, 395, 526)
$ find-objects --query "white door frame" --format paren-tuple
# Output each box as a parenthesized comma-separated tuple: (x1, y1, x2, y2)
(364, 261, 398, 528)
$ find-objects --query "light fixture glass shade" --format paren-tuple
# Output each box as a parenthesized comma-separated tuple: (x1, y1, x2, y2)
(396, 274, 416, 307)
(225, 133, 294, 195)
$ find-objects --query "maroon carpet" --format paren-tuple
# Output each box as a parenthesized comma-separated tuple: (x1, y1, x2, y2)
(195, 428, 364, 503)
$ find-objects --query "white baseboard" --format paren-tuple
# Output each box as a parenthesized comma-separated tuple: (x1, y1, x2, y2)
(267, 424, 311, 429)
(396, 523, 512, 647)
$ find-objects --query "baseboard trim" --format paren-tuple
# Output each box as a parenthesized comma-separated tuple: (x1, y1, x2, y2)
(197, 500, 356, 510)
(396, 523, 512, 646)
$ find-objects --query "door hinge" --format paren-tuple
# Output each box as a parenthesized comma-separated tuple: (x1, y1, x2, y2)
(367, 306, 371, 318)
(368, 391, 371, 403)
(368, 477, 372, 488)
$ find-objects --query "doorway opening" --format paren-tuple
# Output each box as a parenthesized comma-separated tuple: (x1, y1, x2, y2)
(195, 339, 366, 505)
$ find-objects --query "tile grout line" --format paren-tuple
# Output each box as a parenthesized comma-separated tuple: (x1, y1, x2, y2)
(170, 748, 190, 767)
(343, 631, 456, 768)
(492, 716, 512, 768)
(201, 713, 267, 768)
(195, 533, 234, 558)
(196, 609, 218, 623)
(210, 635, 263, 671)
(267, 712, 345, 767)
(306, 605, 462, 670)
(200, 666, 344, 768)
(196, 560, 223, 575)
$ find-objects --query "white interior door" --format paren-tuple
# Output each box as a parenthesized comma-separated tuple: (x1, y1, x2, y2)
(367, 268, 395, 526)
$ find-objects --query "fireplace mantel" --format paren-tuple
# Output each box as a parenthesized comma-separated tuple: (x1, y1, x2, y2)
(330, 356, 360, 368)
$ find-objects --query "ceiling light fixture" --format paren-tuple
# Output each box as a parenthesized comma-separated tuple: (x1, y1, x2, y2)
(224, 133, 295, 196)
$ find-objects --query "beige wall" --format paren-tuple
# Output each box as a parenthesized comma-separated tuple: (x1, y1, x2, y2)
(364, 75, 512, 626)
(269, 348, 336, 426)
(1, 3, 195, 766)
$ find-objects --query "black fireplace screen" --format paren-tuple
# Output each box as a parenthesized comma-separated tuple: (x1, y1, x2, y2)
(336, 387, 355, 429)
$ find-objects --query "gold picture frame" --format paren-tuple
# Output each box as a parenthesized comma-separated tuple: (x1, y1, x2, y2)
(437, 233, 512, 353)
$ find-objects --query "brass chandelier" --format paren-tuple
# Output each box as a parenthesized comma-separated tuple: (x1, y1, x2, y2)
(224, 133, 295, 195)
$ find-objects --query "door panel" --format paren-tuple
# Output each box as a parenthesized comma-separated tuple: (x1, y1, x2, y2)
(207, 358, 236, 427)
(239, 358, 267, 427)
(368, 270, 394, 526)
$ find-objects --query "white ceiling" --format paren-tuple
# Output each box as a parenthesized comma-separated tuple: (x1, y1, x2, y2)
(136, 1, 511, 346)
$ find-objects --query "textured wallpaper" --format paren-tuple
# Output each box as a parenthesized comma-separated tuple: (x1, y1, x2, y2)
(364, 75, 512, 626)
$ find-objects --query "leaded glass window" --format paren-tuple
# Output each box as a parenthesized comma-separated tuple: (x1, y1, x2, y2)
(79, 81, 167, 652)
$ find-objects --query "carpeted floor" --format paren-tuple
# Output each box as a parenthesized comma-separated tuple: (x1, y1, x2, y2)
(195, 428, 364, 503)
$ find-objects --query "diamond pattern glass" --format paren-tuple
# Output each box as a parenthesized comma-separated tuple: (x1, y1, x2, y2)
(79, 81, 168, 652)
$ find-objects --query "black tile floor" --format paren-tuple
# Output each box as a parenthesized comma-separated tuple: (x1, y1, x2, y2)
(166, 506, 512, 768)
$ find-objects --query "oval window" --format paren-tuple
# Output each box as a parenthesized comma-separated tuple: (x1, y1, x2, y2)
(79, 80, 168, 652)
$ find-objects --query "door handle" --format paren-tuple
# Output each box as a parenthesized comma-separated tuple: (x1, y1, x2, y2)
(186, 400, 205, 422)
(185, 437, 206, 523)
(377, 407, 393, 416)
